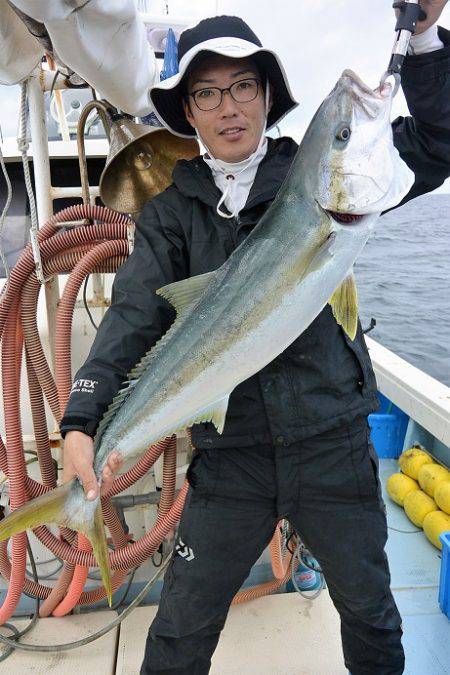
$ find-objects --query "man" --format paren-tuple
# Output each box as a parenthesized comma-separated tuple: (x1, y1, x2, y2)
(60, 8, 450, 675)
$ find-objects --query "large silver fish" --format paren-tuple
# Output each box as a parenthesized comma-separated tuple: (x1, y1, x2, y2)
(0, 70, 414, 602)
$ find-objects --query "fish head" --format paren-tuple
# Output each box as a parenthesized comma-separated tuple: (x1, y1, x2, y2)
(302, 69, 414, 224)
(278, 70, 416, 341)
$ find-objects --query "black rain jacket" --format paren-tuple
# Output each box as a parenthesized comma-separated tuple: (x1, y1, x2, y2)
(60, 29, 450, 448)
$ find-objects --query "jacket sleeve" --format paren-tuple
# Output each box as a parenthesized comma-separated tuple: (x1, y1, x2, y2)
(390, 26, 450, 206)
(59, 194, 188, 437)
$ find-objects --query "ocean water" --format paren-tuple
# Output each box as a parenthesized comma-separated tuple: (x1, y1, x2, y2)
(355, 193, 450, 386)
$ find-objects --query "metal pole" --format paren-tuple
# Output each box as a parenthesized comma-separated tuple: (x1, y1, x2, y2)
(50, 186, 100, 200)
(27, 68, 60, 374)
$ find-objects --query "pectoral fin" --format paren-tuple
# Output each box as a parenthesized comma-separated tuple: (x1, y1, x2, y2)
(328, 273, 358, 340)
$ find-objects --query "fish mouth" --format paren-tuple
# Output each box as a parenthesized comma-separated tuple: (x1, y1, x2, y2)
(326, 210, 365, 225)
(316, 200, 370, 230)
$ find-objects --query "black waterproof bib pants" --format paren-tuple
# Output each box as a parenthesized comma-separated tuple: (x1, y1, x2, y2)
(140, 421, 404, 675)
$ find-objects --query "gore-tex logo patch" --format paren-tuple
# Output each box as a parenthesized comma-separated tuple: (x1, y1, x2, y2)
(70, 379, 98, 394)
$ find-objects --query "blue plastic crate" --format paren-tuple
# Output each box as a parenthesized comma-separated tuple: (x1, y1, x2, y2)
(368, 393, 409, 458)
(439, 531, 450, 620)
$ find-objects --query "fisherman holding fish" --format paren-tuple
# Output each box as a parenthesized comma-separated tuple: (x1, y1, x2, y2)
(55, 4, 450, 674)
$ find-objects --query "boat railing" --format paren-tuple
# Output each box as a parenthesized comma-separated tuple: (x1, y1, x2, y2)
(366, 335, 450, 468)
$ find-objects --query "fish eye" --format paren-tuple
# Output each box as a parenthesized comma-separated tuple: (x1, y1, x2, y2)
(336, 126, 351, 142)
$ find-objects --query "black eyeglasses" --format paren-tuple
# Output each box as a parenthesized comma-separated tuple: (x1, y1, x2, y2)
(187, 78, 261, 111)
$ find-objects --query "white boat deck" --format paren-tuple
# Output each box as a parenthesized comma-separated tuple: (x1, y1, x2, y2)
(1, 459, 449, 674)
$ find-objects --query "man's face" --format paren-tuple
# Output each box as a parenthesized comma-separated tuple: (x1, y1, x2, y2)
(183, 56, 269, 163)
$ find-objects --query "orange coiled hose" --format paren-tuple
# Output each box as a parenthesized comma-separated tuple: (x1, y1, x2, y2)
(19, 251, 126, 616)
(0, 302, 28, 623)
(54, 239, 129, 408)
(33, 241, 130, 613)
(269, 522, 291, 580)
(24, 351, 56, 489)
(0, 206, 131, 619)
(0, 205, 182, 615)
(50, 533, 92, 617)
(232, 561, 293, 605)
(155, 436, 177, 522)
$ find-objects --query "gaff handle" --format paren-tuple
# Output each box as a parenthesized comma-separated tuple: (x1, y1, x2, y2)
(380, 1, 426, 92)
(387, 1, 421, 75)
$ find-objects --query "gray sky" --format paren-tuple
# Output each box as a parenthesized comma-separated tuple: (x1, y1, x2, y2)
(1, 1, 449, 192)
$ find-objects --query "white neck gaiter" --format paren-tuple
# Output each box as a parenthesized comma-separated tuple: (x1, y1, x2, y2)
(203, 138, 268, 218)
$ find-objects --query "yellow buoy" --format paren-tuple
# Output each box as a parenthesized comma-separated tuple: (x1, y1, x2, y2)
(398, 447, 434, 480)
(403, 490, 438, 528)
(422, 510, 450, 550)
(386, 473, 420, 506)
(418, 463, 450, 498)
(434, 481, 450, 515)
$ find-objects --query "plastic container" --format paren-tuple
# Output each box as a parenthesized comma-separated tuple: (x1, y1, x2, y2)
(368, 393, 409, 459)
(286, 552, 323, 594)
(438, 531, 450, 620)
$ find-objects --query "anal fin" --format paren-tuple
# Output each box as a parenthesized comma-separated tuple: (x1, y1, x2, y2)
(175, 395, 231, 435)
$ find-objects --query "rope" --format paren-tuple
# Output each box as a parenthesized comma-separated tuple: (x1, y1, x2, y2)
(0, 555, 170, 653)
(290, 541, 325, 600)
(0, 139, 12, 283)
(17, 81, 44, 284)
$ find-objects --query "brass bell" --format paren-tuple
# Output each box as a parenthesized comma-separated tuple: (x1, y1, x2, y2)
(99, 115, 199, 214)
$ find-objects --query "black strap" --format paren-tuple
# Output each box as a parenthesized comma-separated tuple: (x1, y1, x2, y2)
(59, 416, 99, 439)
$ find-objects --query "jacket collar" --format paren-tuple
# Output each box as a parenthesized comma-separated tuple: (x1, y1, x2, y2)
(172, 136, 298, 214)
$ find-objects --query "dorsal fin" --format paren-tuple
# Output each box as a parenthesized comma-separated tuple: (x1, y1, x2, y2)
(94, 316, 185, 447)
(94, 270, 217, 447)
(328, 273, 358, 340)
(156, 271, 215, 316)
(94, 378, 139, 446)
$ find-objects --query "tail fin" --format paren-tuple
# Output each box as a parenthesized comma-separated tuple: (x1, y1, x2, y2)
(0, 480, 112, 605)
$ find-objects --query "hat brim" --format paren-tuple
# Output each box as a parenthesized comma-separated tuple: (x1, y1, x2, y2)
(150, 37, 298, 138)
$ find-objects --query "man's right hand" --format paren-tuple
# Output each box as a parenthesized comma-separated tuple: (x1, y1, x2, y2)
(63, 430, 123, 500)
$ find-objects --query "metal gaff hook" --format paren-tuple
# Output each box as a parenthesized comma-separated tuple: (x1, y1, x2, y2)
(379, 71, 401, 98)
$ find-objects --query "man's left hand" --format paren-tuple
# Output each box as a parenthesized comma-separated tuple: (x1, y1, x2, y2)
(402, 0, 449, 35)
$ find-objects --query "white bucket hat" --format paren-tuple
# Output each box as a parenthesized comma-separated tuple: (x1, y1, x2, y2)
(150, 15, 298, 138)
